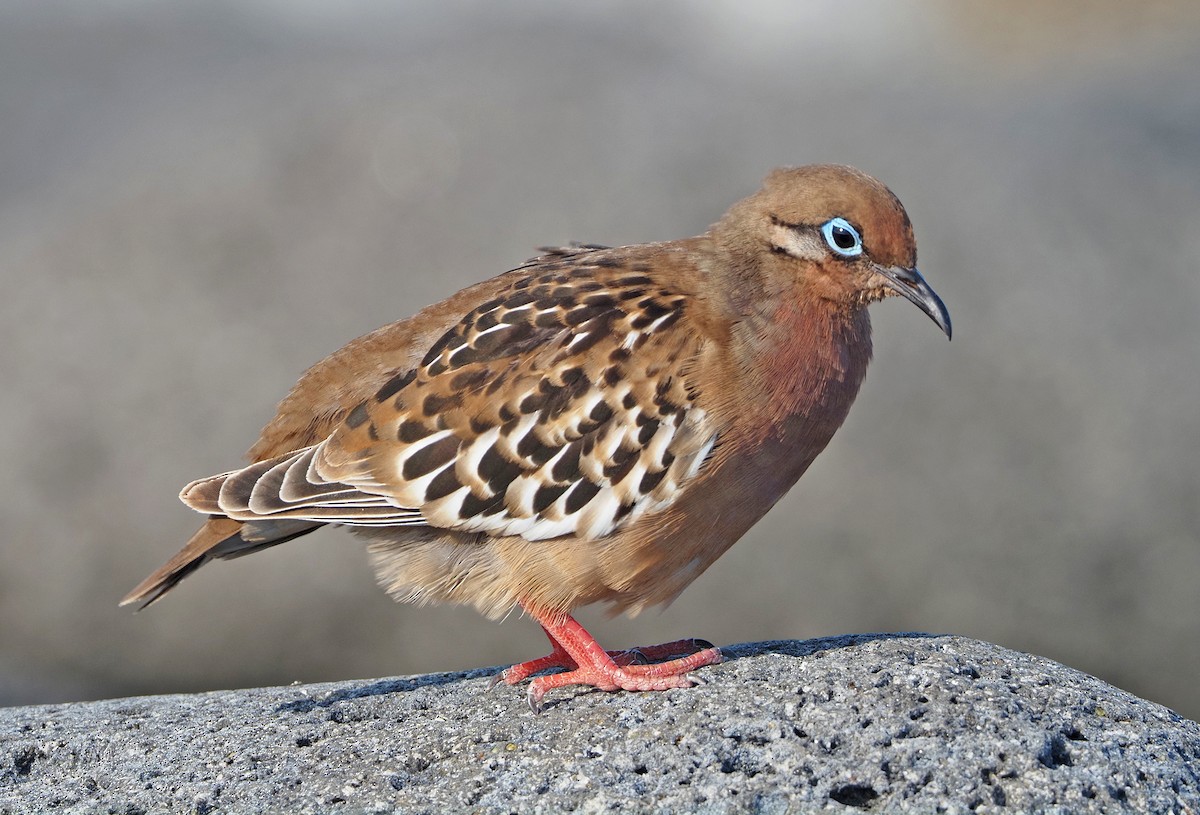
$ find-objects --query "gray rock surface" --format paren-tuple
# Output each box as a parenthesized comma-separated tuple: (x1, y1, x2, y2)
(2, 636, 1197, 814)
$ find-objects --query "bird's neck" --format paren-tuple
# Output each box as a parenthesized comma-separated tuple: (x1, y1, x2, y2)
(740, 292, 873, 436)
(692, 239, 873, 438)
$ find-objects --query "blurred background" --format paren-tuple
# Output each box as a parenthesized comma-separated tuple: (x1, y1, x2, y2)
(2, 0, 1198, 720)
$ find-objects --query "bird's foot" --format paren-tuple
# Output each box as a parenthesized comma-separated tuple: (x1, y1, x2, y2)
(488, 647, 575, 690)
(492, 606, 722, 712)
(489, 637, 716, 690)
(525, 642, 723, 713)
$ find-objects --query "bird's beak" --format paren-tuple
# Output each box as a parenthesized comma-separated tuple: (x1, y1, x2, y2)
(873, 264, 952, 339)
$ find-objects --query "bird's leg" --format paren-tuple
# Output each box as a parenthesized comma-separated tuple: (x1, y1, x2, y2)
(496, 604, 722, 713)
(488, 623, 656, 690)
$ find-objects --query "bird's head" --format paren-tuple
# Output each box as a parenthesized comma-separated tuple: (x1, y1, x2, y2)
(714, 164, 951, 339)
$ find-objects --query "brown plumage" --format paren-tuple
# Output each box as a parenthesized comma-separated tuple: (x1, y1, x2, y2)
(122, 164, 950, 712)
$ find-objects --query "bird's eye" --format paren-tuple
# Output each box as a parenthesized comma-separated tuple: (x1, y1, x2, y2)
(820, 217, 863, 257)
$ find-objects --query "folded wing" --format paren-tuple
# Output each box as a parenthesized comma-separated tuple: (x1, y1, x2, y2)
(181, 256, 720, 543)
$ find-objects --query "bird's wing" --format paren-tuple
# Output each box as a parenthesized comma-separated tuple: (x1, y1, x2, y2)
(182, 254, 719, 542)
(242, 246, 616, 462)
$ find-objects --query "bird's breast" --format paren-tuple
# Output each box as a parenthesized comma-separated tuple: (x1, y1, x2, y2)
(734, 298, 872, 446)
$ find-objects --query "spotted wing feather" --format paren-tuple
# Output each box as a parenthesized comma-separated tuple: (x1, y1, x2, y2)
(182, 253, 719, 542)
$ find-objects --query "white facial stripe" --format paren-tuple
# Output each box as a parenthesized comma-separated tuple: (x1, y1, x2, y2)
(769, 224, 824, 260)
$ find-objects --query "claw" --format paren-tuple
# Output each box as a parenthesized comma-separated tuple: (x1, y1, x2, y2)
(527, 684, 545, 715)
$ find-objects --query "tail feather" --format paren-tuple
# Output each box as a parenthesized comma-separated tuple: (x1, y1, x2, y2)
(120, 515, 320, 609)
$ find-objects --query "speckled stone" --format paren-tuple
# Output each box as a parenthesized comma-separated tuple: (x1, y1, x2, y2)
(2, 636, 1198, 814)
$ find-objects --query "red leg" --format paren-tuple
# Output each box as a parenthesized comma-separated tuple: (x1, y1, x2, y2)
(487, 624, 663, 689)
(493, 604, 723, 713)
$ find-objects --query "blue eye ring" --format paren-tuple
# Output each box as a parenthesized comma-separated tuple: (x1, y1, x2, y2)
(821, 217, 863, 257)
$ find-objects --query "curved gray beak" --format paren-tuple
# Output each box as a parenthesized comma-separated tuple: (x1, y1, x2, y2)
(874, 265, 952, 339)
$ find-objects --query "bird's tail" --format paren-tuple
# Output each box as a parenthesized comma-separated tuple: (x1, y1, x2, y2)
(120, 513, 320, 609)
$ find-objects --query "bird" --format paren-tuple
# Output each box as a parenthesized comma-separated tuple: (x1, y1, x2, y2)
(122, 164, 950, 713)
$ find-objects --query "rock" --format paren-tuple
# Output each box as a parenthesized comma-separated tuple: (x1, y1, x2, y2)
(2, 635, 1197, 814)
